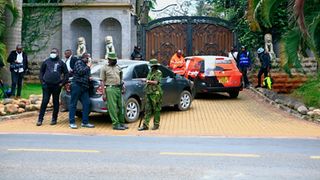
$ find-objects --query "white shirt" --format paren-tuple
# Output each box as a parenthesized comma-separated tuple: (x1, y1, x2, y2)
(228, 52, 238, 60)
(64, 56, 72, 72)
(16, 52, 24, 73)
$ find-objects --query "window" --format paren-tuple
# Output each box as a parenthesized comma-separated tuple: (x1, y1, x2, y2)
(132, 64, 149, 79)
(158, 66, 174, 78)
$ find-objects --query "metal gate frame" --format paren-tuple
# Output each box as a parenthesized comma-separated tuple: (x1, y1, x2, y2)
(140, 16, 236, 61)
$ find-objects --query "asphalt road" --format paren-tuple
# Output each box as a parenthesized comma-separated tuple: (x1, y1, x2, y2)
(1, 134, 320, 180)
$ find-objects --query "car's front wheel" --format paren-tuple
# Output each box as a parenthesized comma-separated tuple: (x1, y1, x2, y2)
(176, 90, 192, 111)
(125, 98, 140, 123)
(228, 90, 239, 98)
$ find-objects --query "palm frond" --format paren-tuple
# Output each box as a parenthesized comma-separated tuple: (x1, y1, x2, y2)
(288, 0, 295, 25)
(307, 13, 320, 58)
(0, 42, 6, 66)
(0, 18, 5, 38)
(281, 28, 302, 73)
(5, 2, 19, 26)
(148, 0, 157, 10)
(259, 0, 285, 28)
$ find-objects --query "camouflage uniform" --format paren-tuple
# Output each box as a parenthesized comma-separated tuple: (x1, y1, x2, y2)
(142, 61, 163, 129)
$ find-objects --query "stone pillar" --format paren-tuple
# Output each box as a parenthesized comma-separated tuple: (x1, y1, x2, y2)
(62, 8, 72, 56)
(122, 11, 131, 59)
(1, 0, 23, 84)
(5, 0, 22, 53)
(91, 21, 100, 60)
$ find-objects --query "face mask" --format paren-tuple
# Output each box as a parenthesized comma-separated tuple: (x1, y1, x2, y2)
(50, 53, 57, 59)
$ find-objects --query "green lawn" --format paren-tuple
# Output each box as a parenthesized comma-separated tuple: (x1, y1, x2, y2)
(291, 72, 320, 108)
(21, 83, 42, 99)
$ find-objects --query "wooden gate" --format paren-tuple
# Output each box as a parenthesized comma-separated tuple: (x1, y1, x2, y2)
(142, 16, 234, 65)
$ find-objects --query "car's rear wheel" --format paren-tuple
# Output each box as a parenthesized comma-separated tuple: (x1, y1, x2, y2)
(228, 91, 239, 98)
(125, 98, 140, 123)
(176, 90, 192, 111)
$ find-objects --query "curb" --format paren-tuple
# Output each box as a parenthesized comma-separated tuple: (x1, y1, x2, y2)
(249, 87, 320, 124)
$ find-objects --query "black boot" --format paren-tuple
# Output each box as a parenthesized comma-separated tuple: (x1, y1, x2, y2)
(113, 125, 125, 130)
(152, 125, 159, 130)
(50, 119, 57, 125)
(36, 120, 42, 126)
(120, 124, 129, 129)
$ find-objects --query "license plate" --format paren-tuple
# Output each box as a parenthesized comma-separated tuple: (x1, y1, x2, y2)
(218, 77, 228, 84)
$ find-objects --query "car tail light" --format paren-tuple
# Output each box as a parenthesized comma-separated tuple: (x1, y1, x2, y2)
(64, 82, 71, 93)
(96, 83, 104, 95)
(198, 72, 206, 80)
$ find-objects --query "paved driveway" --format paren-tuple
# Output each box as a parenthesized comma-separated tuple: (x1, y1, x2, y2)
(0, 89, 320, 138)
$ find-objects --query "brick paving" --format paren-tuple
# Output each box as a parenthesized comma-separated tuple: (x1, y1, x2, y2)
(0, 89, 320, 138)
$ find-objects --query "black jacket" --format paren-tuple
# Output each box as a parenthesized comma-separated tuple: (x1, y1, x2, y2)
(7, 50, 28, 72)
(39, 57, 69, 85)
(131, 50, 143, 60)
(73, 60, 91, 89)
(69, 56, 79, 71)
(259, 52, 271, 69)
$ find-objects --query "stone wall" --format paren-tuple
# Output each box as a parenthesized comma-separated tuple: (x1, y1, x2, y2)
(250, 71, 308, 93)
(24, 61, 41, 84)
(250, 57, 318, 94)
(301, 57, 318, 75)
(22, 8, 62, 63)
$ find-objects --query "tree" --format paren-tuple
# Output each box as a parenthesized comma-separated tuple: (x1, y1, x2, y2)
(0, 0, 19, 66)
(196, 0, 320, 72)
(248, 0, 320, 71)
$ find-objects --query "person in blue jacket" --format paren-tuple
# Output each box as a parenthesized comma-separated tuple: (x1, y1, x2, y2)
(236, 46, 251, 88)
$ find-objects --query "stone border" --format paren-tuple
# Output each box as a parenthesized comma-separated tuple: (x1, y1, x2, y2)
(0, 111, 39, 121)
(0, 108, 52, 122)
(249, 87, 320, 123)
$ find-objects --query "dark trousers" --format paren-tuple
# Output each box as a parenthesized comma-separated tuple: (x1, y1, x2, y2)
(239, 66, 249, 86)
(69, 83, 90, 124)
(11, 71, 24, 97)
(257, 68, 269, 86)
(38, 84, 61, 121)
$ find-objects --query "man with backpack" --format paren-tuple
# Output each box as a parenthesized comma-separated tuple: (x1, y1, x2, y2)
(236, 46, 251, 88)
(256, 47, 271, 88)
(37, 48, 69, 126)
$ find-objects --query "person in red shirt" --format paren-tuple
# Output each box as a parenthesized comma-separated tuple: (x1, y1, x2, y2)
(169, 50, 186, 75)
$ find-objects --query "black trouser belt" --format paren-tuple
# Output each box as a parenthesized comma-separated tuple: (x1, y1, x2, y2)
(105, 85, 121, 88)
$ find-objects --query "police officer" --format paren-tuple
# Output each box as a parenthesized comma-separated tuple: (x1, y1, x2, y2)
(100, 52, 127, 130)
(138, 59, 163, 131)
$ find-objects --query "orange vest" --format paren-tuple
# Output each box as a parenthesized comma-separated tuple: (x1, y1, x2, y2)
(169, 53, 186, 75)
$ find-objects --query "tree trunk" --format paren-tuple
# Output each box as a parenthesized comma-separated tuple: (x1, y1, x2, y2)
(1, 0, 22, 84)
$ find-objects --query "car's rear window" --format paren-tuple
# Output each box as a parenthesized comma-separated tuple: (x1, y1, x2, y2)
(216, 59, 232, 64)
